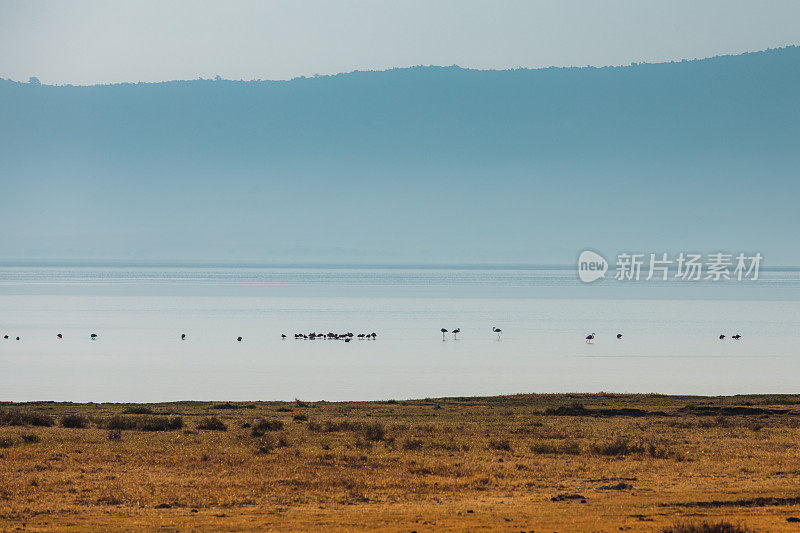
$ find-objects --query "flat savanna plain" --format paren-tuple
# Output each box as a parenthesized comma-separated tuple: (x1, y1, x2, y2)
(2, 394, 800, 532)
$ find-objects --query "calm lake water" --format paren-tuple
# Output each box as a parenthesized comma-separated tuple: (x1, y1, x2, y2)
(1, 265, 799, 402)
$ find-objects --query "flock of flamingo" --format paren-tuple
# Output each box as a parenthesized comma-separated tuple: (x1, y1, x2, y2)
(583, 332, 742, 343)
(282, 332, 377, 342)
(0, 328, 743, 343)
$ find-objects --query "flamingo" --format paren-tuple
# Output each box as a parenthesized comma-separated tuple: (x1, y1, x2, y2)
(585, 333, 595, 343)
(281, 334, 287, 339)
(732, 334, 742, 340)
(57, 333, 63, 339)
(237, 336, 242, 342)
(90, 333, 98, 340)
(181, 333, 186, 341)
(452, 328, 460, 340)
(15, 336, 20, 341)
(493, 327, 502, 339)
(719, 334, 726, 340)
(616, 333, 622, 339)
(441, 328, 448, 340)
(370, 332, 377, 339)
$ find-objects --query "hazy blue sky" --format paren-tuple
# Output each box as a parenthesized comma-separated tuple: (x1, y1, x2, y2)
(1, 0, 799, 84)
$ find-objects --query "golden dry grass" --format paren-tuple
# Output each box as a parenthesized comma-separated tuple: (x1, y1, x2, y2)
(1, 394, 800, 531)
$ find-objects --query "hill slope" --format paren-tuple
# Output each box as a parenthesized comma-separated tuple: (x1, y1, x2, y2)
(1, 48, 798, 264)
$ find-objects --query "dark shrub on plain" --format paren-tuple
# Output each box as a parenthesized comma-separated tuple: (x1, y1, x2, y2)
(489, 438, 512, 451)
(0, 409, 55, 427)
(251, 418, 283, 436)
(108, 429, 122, 441)
(590, 436, 644, 456)
(197, 417, 227, 431)
(61, 414, 90, 428)
(106, 415, 135, 430)
(402, 437, 423, 450)
(138, 416, 183, 431)
(544, 402, 591, 416)
(19, 433, 40, 443)
(293, 414, 308, 422)
(255, 436, 275, 454)
(363, 422, 386, 441)
(662, 522, 753, 533)
(0, 436, 15, 448)
(323, 420, 362, 432)
(106, 415, 182, 431)
(590, 436, 683, 460)
(254, 433, 290, 454)
(122, 406, 154, 415)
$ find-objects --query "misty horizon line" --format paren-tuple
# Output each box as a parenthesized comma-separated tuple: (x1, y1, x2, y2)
(1, 260, 799, 272)
(4, 44, 797, 87)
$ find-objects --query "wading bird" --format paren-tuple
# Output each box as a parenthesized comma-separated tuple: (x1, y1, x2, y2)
(732, 334, 742, 340)
(90, 333, 98, 340)
(441, 328, 448, 340)
(585, 333, 595, 343)
(493, 327, 502, 339)
(616, 333, 623, 339)
(237, 336, 242, 342)
(181, 333, 186, 341)
(452, 328, 460, 340)
(57, 333, 63, 339)
(719, 334, 726, 340)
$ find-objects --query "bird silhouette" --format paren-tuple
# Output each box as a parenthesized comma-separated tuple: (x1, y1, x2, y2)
(237, 336, 243, 342)
(719, 334, 726, 340)
(493, 327, 502, 339)
(585, 333, 596, 343)
(281, 334, 287, 339)
(440, 328, 448, 340)
(732, 334, 742, 340)
(452, 328, 460, 340)
(616, 333, 623, 339)
(181, 333, 186, 341)
(90, 333, 98, 340)
(57, 333, 63, 339)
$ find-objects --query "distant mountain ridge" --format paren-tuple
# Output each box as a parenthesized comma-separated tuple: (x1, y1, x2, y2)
(3, 45, 795, 86)
(1, 47, 798, 264)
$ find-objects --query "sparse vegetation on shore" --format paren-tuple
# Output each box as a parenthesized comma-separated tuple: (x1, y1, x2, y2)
(1, 393, 800, 531)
